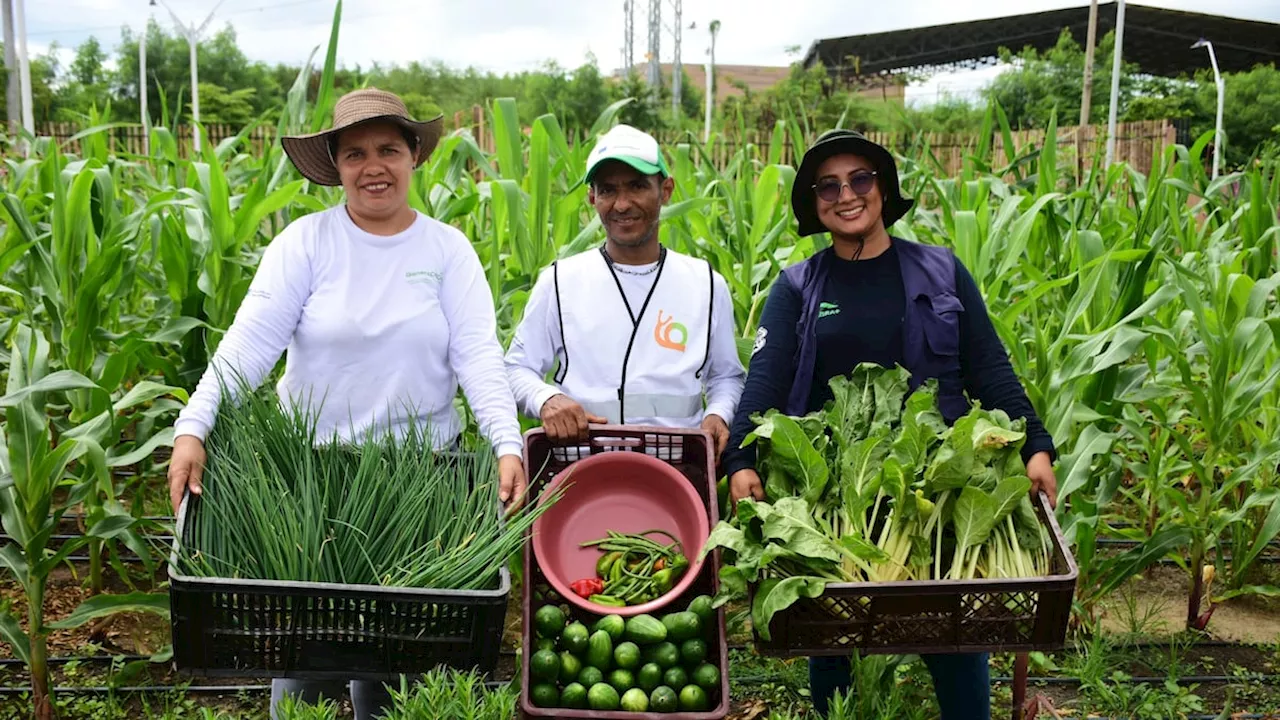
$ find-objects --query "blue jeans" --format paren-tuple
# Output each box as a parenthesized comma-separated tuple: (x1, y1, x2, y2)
(270, 678, 395, 720)
(809, 653, 990, 719)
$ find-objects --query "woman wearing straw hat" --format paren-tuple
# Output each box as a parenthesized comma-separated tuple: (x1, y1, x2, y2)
(166, 87, 527, 719)
(721, 129, 1059, 719)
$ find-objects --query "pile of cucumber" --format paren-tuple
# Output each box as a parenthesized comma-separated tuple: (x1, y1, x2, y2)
(528, 594, 720, 713)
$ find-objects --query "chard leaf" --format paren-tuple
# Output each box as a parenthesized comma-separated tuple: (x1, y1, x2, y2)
(765, 415, 830, 505)
(990, 476, 1032, 523)
(870, 364, 912, 432)
(743, 409, 783, 444)
(827, 369, 876, 445)
(735, 542, 768, 582)
(713, 566, 747, 608)
(752, 576, 828, 641)
(839, 534, 891, 564)
(840, 430, 890, 518)
(925, 412, 981, 490)
(971, 414, 1026, 464)
(763, 463, 794, 499)
(762, 497, 841, 564)
(700, 522, 746, 560)
(954, 486, 1000, 549)
(879, 456, 909, 503)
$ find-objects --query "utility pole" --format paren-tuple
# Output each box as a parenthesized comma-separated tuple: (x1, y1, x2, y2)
(670, 0, 681, 115)
(1105, 0, 1125, 166)
(1079, 0, 1098, 126)
(703, 20, 719, 143)
(3, 0, 19, 135)
(646, 0, 660, 87)
(14, 0, 32, 142)
(623, 0, 634, 76)
(141, 1, 156, 155)
(159, 0, 225, 153)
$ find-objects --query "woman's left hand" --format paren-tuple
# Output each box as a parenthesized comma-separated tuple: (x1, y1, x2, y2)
(1026, 451, 1059, 509)
(498, 454, 527, 510)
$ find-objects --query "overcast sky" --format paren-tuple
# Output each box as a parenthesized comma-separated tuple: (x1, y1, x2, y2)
(22, 0, 1280, 103)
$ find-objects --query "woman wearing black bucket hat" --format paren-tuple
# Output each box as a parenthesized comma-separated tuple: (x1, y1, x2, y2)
(721, 129, 1059, 718)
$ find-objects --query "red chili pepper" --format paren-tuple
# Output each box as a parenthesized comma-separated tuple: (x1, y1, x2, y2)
(569, 578, 605, 598)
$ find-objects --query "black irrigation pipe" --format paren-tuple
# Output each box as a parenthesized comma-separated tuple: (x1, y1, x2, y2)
(0, 655, 149, 667)
(0, 680, 516, 695)
(992, 673, 1280, 686)
(0, 684, 268, 695)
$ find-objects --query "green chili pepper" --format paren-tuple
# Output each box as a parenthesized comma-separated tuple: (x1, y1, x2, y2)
(588, 594, 626, 607)
(596, 551, 623, 578)
(651, 568, 676, 594)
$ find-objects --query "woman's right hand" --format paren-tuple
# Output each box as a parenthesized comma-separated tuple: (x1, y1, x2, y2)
(168, 435, 207, 515)
(729, 468, 766, 510)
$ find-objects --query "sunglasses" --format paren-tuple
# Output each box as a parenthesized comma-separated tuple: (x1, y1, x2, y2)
(813, 171, 878, 203)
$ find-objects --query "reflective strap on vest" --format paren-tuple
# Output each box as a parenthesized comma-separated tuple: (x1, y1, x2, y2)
(580, 393, 704, 423)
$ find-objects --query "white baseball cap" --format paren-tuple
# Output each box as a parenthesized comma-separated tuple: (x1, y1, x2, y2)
(581, 124, 671, 186)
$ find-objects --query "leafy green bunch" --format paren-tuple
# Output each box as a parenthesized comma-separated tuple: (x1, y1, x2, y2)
(700, 363, 1052, 639)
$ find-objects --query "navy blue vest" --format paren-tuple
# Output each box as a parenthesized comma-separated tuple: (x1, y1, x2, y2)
(781, 239, 969, 424)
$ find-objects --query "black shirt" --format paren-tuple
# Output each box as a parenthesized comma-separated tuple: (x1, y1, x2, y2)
(724, 242, 1055, 477)
(809, 245, 906, 411)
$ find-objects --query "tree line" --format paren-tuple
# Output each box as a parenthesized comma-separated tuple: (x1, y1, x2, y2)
(2, 20, 1277, 164)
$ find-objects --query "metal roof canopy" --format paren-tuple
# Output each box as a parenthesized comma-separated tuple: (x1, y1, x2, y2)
(802, 2, 1280, 79)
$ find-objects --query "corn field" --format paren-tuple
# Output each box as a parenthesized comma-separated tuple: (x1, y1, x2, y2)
(1, 5, 1279, 718)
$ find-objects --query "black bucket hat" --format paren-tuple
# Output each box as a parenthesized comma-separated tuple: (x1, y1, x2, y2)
(790, 129, 915, 237)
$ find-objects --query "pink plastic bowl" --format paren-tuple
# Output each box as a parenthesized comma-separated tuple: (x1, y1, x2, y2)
(531, 451, 710, 617)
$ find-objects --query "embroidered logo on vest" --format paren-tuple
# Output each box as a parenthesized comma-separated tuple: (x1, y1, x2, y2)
(655, 310, 688, 352)
(818, 301, 841, 319)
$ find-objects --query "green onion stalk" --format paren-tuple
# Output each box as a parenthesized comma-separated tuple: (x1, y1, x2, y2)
(178, 382, 556, 590)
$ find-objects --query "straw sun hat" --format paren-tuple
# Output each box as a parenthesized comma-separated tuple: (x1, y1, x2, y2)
(281, 88, 444, 186)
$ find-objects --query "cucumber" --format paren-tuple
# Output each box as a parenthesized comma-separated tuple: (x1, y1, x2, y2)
(586, 629, 614, 671)
(623, 614, 668, 645)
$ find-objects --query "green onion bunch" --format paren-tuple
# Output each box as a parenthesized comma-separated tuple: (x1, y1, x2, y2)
(178, 382, 552, 590)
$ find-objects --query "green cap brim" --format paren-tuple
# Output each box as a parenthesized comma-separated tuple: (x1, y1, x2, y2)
(577, 154, 669, 190)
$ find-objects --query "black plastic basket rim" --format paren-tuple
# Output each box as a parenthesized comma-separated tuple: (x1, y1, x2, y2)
(167, 490, 511, 599)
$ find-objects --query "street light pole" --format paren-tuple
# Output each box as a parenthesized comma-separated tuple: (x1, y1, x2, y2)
(1105, 0, 1125, 166)
(3, 0, 19, 135)
(140, 1, 156, 155)
(13, 0, 33, 143)
(158, 0, 225, 153)
(703, 20, 718, 143)
(1191, 39, 1224, 181)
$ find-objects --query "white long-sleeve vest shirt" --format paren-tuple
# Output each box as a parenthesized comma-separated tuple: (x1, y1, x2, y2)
(504, 247, 744, 428)
(174, 206, 523, 458)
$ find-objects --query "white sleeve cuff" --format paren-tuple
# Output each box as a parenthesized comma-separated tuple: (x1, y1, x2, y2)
(173, 418, 211, 442)
(531, 385, 563, 417)
(703, 404, 735, 428)
(494, 440, 524, 459)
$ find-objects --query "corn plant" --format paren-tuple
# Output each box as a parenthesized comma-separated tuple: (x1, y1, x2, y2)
(0, 325, 169, 720)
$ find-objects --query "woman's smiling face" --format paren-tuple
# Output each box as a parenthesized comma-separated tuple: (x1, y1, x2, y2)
(813, 153, 885, 240)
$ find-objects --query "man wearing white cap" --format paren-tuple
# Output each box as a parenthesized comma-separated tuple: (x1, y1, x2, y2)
(504, 124, 744, 458)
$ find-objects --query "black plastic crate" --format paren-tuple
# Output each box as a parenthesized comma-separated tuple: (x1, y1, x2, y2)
(167, 493, 509, 681)
(750, 492, 1077, 657)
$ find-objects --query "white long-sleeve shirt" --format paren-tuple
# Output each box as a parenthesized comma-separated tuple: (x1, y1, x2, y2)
(504, 257, 745, 426)
(174, 206, 523, 458)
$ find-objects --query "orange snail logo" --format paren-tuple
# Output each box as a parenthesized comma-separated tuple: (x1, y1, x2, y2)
(654, 310, 688, 352)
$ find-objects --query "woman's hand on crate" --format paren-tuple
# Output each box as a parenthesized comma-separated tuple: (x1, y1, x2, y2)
(168, 435, 207, 514)
(729, 468, 765, 512)
(499, 453, 527, 511)
(1027, 451, 1058, 509)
